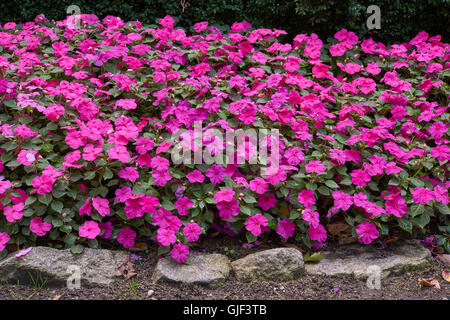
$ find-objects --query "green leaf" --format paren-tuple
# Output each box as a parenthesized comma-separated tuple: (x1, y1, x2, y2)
(408, 204, 424, 217)
(303, 252, 323, 263)
(437, 203, 450, 215)
(50, 201, 64, 213)
(161, 200, 175, 211)
(246, 231, 257, 243)
(398, 219, 412, 233)
(325, 180, 339, 189)
(37, 193, 52, 206)
(243, 195, 257, 204)
(70, 244, 84, 255)
(103, 167, 113, 180)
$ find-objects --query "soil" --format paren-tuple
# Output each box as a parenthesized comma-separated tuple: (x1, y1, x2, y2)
(0, 235, 448, 300)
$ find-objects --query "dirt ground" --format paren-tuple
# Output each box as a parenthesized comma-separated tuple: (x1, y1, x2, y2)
(0, 236, 448, 300)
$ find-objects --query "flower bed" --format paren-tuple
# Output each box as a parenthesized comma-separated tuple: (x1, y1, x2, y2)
(0, 14, 448, 262)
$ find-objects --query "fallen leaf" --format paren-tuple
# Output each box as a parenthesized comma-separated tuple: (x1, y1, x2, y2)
(442, 270, 450, 283)
(209, 231, 220, 238)
(436, 254, 450, 267)
(114, 255, 137, 280)
(326, 222, 355, 245)
(282, 243, 305, 253)
(303, 252, 323, 263)
(279, 208, 290, 217)
(52, 295, 62, 300)
(129, 242, 148, 252)
(419, 277, 441, 289)
(385, 236, 399, 244)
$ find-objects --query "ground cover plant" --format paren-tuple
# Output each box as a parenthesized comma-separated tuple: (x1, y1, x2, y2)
(0, 14, 448, 263)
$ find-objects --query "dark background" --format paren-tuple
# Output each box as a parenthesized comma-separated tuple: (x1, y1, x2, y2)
(1, 0, 449, 44)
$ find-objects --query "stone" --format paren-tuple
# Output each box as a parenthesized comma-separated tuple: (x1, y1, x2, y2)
(0, 246, 128, 287)
(231, 248, 304, 282)
(152, 253, 230, 287)
(305, 240, 432, 279)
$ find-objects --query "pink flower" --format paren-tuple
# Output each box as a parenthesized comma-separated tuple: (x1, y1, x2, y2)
(79, 197, 92, 216)
(276, 219, 295, 239)
(174, 197, 194, 216)
(351, 169, 371, 187)
(92, 197, 110, 216)
(82, 144, 102, 161)
(156, 228, 177, 247)
(434, 186, 449, 205)
(17, 150, 38, 166)
(117, 227, 136, 248)
(4, 203, 24, 222)
(214, 189, 235, 202)
(412, 187, 434, 204)
(30, 217, 52, 236)
(152, 169, 172, 186)
(115, 186, 132, 203)
(356, 221, 379, 244)
(183, 222, 203, 242)
(302, 209, 320, 228)
(194, 21, 208, 32)
(170, 243, 189, 263)
(186, 170, 205, 183)
(332, 191, 353, 211)
(245, 214, 268, 236)
(428, 122, 448, 139)
(136, 137, 154, 154)
(99, 221, 113, 239)
(257, 193, 277, 211)
(116, 99, 136, 110)
(119, 167, 139, 182)
(78, 221, 101, 239)
(366, 62, 381, 75)
(385, 194, 407, 218)
(0, 232, 9, 252)
(308, 224, 327, 243)
(284, 147, 305, 165)
(217, 198, 240, 220)
(249, 178, 268, 194)
(108, 144, 130, 163)
(0, 180, 12, 194)
(205, 165, 226, 184)
(297, 190, 316, 208)
(305, 160, 326, 174)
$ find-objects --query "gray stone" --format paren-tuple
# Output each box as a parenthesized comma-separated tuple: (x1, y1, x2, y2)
(152, 253, 231, 287)
(305, 240, 432, 280)
(231, 248, 304, 282)
(0, 246, 128, 287)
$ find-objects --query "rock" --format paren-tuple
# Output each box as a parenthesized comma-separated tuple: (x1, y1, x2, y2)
(152, 253, 230, 288)
(0, 246, 128, 287)
(231, 248, 304, 282)
(147, 289, 154, 297)
(305, 240, 432, 280)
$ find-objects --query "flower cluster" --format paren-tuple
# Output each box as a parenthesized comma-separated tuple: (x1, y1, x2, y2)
(0, 14, 448, 261)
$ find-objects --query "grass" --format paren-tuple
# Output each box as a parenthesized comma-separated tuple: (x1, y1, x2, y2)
(28, 271, 48, 290)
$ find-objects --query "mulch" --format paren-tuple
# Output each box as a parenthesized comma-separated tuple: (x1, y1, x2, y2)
(0, 235, 449, 300)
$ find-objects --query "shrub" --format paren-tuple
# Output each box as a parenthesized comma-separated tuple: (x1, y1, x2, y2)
(0, 14, 448, 261)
